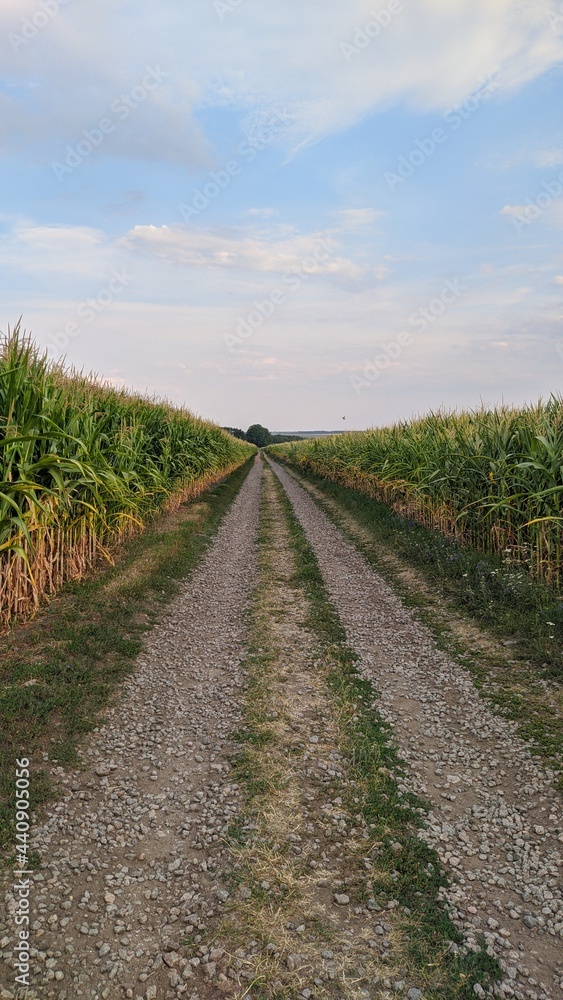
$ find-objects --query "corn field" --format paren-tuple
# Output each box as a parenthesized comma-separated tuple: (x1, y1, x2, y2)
(0, 328, 254, 628)
(270, 401, 563, 588)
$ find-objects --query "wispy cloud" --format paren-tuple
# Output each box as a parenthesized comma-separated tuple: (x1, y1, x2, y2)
(246, 207, 279, 219)
(119, 224, 366, 281)
(1, 1, 561, 163)
(336, 208, 384, 229)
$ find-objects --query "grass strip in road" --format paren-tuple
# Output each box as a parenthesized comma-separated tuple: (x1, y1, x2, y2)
(275, 460, 563, 782)
(222, 469, 321, 998)
(0, 456, 256, 866)
(271, 471, 502, 999)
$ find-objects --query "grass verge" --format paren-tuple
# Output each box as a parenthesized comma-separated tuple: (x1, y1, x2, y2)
(274, 459, 563, 782)
(0, 457, 256, 866)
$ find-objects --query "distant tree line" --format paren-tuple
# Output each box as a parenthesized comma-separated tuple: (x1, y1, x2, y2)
(223, 424, 304, 447)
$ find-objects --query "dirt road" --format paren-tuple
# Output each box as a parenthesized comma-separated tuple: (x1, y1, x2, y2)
(1, 456, 561, 1000)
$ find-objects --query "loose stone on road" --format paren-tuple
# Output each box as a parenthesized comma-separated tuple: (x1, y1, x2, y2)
(269, 457, 562, 1000)
(1, 454, 561, 1000)
(1, 459, 263, 999)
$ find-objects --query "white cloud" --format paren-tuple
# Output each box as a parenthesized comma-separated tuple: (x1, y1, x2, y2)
(0, 223, 116, 276)
(119, 223, 367, 282)
(14, 225, 103, 252)
(500, 199, 563, 229)
(205, 0, 563, 149)
(0, 0, 561, 162)
(1, 206, 561, 430)
(336, 208, 384, 229)
(484, 143, 563, 171)
(0, 2, 210, 167)
(500, 204, 528, 217)
(530, 149, 563, 168)
(245, 208, 279, 219)
(373, 265, 392, 280)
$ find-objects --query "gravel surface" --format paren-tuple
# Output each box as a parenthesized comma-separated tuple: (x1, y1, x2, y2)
(270, 458, 563, 1000)
(2, 452, 562, 1000)
(0, 458, 262, 1000)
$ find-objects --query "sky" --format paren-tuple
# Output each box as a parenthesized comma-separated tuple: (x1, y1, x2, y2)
(0, 0, 562, 431)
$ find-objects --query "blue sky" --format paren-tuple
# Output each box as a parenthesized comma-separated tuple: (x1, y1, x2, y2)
(1, 0, 562, 430)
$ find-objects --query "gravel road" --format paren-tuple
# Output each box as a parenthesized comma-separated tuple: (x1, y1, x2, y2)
(1, 453, 562, 1000)
(269, 458, 563, 1000)
(0, 458, 262, 999)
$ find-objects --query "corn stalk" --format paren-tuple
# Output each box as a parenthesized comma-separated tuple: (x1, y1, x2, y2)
(0, 325, 255, 628)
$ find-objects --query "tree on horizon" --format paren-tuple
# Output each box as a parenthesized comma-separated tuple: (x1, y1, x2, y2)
(246, 423, 271, 447)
